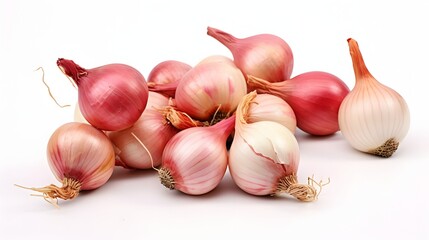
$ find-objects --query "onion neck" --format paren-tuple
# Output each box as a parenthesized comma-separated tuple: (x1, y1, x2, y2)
(347, 38, 375, 82)
(207, 26, 238, 50)
(162, 106, 209, 130)
(246, 75, 290, 99)
(236, 90, 257, 124)
(57, 58, 88, 85)
(211, 115, 236, 139)
(148, 81, 179, 98)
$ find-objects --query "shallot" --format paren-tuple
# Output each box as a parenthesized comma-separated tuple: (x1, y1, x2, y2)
(17, 122, 115, 206)
(158, 116, 235, 195)
(57, 58, 149, 131)
(207, 26, 294, 83)
(108, 92, 178, 169)
(175, 60, 247, 122)
(240, 91, 296, 133)
(229, 92, 327, 201)
(247, 71, 349, 135)
(147, 60, 192, 98)
(338, 38, 410, 157)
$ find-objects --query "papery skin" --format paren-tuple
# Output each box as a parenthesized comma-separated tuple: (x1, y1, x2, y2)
(108, 92, 178, 169)
(57, 58, 148, 131)
(161, 117, 235, 195)
(47, 122, 115, 190)
(229, 121, 299, 195)
(175, 61, 247, 121)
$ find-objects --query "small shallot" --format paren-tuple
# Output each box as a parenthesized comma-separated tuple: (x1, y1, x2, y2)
(207, 26, 294, 83)
(338, 38, 410, 157)
(229, 92, 327, 201)
(17, 122, 115, 206)
(57, 58, 149, 131)
(147, 60, 192, 98)
(108, 92, 178, 169)
(247, 71, 350, 135)
(240, 91, 296, 133)
(175, 60, 247, 122)
(159, 116, 235, 195)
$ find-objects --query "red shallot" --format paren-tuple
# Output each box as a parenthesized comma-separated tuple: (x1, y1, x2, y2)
(108, 92, 179, 169)
(159, 116, 235, 195)
(247, 71, 350, 135)
(175, 60, 247, 122)
(57, 58, 149, 131)
(207, 26, 294, 83)
(17, 122, 115, 206)
(147, 60, 192, 98)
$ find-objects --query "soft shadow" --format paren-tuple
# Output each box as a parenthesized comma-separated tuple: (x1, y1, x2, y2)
(295, 128, 343, 142)
(108, 166, 158, 182)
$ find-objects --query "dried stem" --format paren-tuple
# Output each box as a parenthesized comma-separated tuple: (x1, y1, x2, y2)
(35, 67, 70, 108)
(209, 104, 231, 126)
(161, 106, 208, 130)
(237, 90, 258, 124)
(15, 177, 82, 207)
(275, 174, 330, 202)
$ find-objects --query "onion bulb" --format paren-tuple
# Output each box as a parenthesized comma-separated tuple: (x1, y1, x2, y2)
(17, 122, 115, 206)
(228, 92, 327, 201)
(175, 60, 247, 121)
(247, 71, 349, 135)
(338, 38, 410, 157)
(159, 116, 235, 195)
(108, 92, 178, 169)
(207, 26, 294, 83)
(57, 58, 149, 131)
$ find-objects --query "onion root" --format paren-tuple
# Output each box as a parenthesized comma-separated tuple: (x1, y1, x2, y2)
(15, 178, 82, 207)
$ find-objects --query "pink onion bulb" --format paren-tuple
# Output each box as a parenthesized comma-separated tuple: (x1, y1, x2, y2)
(147, 60, 192, 98)
(207, 26, 294, 83)
(196, 55, 235, 66)
(175, 60, 247, 121)
(242, 91, 297, 133)
(247, 71, 350, 136)
(18, 122, 115, 206)
(159, 116, 235, 195)
(147, 60, 192, 85)
(108, 92, 179, 169)
(57, 58, 149, 131)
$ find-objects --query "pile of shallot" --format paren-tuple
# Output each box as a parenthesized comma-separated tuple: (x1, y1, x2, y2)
(17, 26, 410, 207)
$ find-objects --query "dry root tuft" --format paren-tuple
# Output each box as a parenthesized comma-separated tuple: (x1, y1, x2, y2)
(16, 178, 82, 207)
(368, 138, 399, 158)
(275, 174, 330, 202)
(159, 167, 175, 190)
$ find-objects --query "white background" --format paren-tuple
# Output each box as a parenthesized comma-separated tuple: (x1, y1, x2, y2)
(1, 0, 428, 239)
